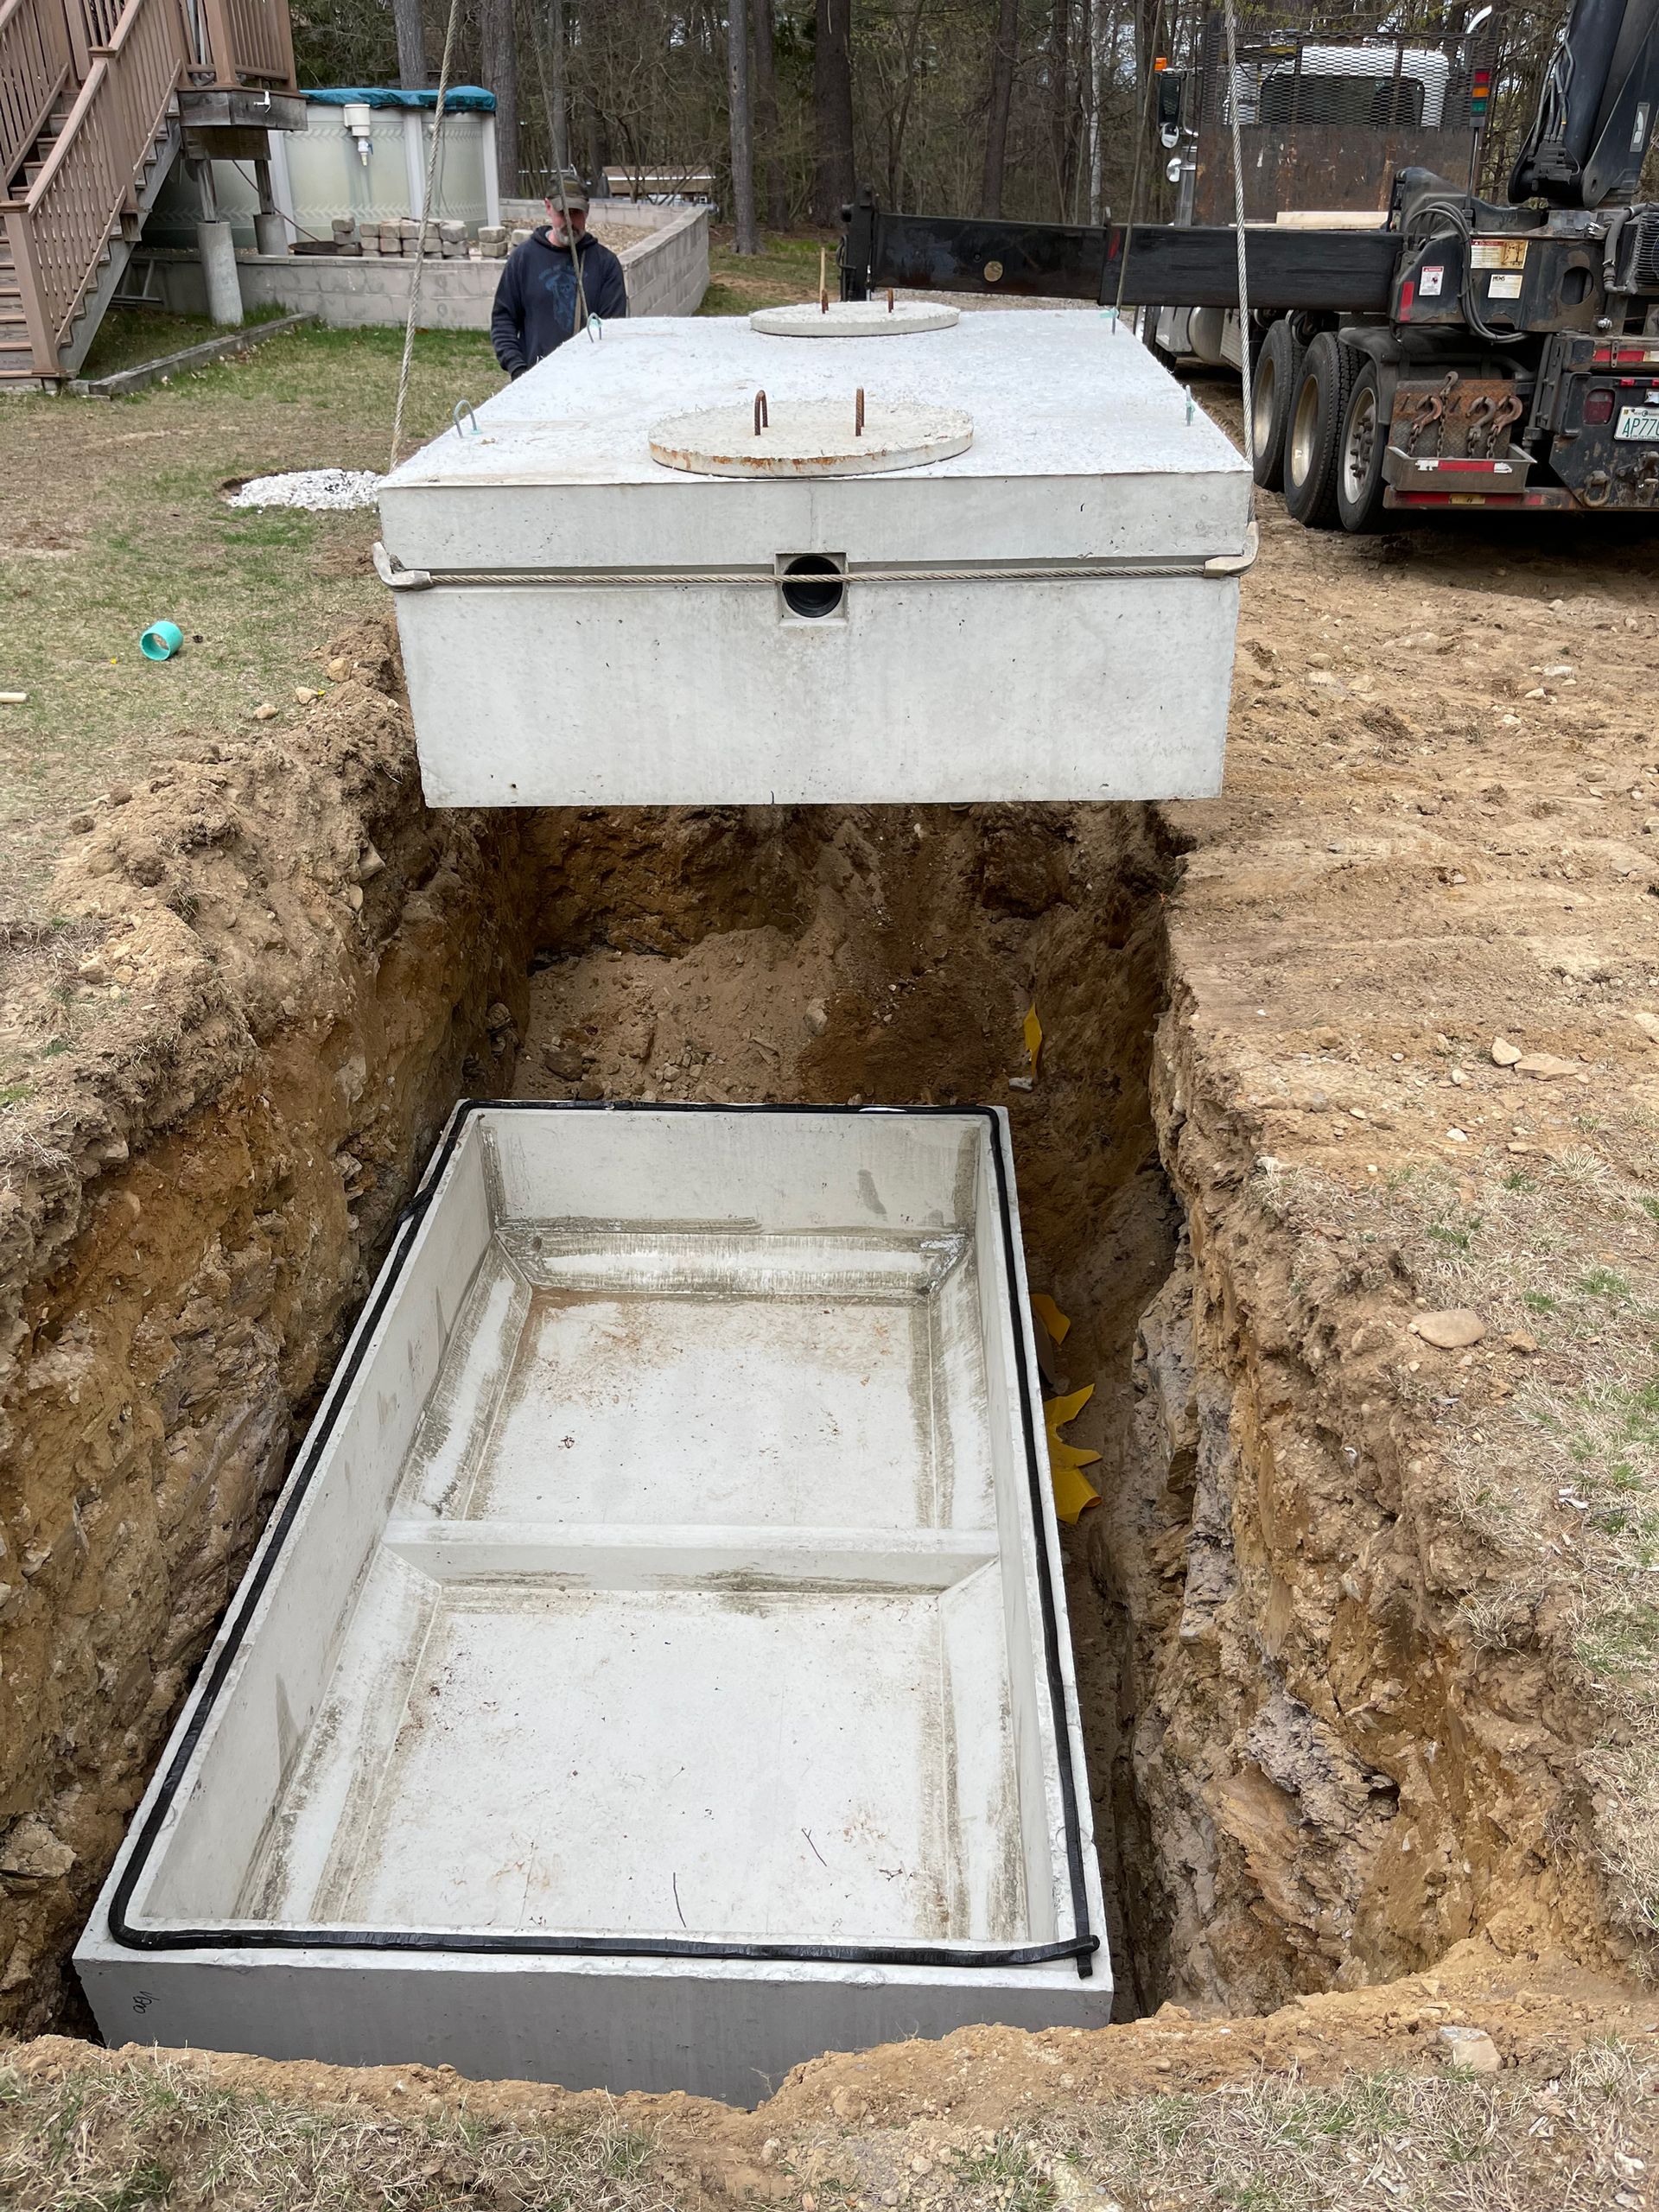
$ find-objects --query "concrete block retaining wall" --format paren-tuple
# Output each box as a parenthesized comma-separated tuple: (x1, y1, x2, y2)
(134, 200, 708, 332)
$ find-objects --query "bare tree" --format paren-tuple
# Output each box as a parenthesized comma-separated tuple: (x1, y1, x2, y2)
(547, 0, 568, 172)
(981, 0, 1019, 213)
(1048, 0, 1074, 218)
(392, 0, 426, 89)
(729, 0, 762, 248)
(813, 0, 856, 222)
(752, 0, 789, 226)
(480, 0, 520, 194)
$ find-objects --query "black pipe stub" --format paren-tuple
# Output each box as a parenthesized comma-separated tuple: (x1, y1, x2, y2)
(779, 554, 846, 619)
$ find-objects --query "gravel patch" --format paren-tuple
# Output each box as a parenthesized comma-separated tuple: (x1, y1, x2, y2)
(229, 467, 383, 512)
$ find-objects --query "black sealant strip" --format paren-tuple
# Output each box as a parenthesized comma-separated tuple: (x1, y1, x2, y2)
(108, 1102, 1098, 1980)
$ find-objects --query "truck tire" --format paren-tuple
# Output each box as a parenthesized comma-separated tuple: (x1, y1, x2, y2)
(1283, 332, 1354, 530)
(1336, 359, 1390, 532)
(1251, 319, 1303, 491)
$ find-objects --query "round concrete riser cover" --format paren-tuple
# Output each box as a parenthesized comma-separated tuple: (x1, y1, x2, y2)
(749, 302, 962, 338)
(649, 399, 974, 478)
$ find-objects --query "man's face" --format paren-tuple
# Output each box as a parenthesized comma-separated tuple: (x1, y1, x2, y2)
(544, 200, 587, 245)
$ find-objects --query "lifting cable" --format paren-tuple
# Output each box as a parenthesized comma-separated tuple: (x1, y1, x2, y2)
(388, 0, 464, 474)
(1222, 0, 1255, 483)
(531, 29, 594, 340)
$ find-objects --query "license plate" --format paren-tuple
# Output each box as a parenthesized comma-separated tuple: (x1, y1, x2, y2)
(1616, 405, 1659, 440)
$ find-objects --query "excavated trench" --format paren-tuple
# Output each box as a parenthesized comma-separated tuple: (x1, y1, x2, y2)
(0, 644, 1617, 2058)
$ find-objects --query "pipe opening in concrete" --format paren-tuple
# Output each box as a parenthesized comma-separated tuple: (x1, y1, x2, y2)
(779, 554, 846, 619)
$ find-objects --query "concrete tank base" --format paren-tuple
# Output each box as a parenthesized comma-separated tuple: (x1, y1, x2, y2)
(77, 1104, 1109, 2101)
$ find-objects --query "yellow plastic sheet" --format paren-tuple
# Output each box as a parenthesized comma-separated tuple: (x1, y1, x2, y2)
(1030, 1292, 1071, 1345)
(1043, 1382, 1101, 1525)
(1023, 1003, 1044, 1072)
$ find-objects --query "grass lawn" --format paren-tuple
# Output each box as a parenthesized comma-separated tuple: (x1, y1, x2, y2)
(75, 302, 294, 381)
(0, 321, 499, 903)
(701, 226, 841, 315)
(0, 233, 830, 906)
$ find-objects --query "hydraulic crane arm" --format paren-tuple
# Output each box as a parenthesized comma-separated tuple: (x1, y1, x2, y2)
(1510, 0, 1659, 206)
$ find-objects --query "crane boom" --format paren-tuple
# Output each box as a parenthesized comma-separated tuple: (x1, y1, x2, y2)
(1510, 0, 1659, 206)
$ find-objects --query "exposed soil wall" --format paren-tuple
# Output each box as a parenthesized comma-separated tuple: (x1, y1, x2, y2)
(0, 635, 531, 2030)
(1095, 1013, 1615, 2013)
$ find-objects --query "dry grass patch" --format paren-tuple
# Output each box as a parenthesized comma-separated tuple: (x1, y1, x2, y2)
(765, 2044, 1656, 2211)
(1060, 2039, 1655, 2211)
(0, 2050, 672, 2212)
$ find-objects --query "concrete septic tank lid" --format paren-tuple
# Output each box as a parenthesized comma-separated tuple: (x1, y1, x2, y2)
(749, 300, 962, 337)
(649, 396, 974, 478)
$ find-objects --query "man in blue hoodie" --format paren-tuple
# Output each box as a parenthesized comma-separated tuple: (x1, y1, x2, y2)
(490, 191, 628, 379)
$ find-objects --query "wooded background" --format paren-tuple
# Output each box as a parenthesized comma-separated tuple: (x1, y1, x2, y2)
(286, 0, 1572, 233)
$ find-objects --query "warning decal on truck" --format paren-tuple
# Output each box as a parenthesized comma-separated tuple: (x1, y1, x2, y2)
(1471, 238, 1529, 270)
(1487, 272, 1524, 300)
(1420, 266, 1445, 297)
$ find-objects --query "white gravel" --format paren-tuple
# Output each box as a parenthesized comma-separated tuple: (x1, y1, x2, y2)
(228, 467, 383, 512)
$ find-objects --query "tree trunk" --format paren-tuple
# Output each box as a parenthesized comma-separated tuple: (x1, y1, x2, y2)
(811, 0, 855, 226)
(728, 0, 760, 252)
(981, 0, 1018, 216)
(887, 0, 928, 207)
(480, 0, 519, 197)
(583, 90, 606, 194)
(1049, 0, 1071, 219)
(530, 0, 567, 191)
(1086, 0, 1105, 220)
(547, 0, 567, 175)
(752, 0, 787, 228)
(392, 0, 426, 89)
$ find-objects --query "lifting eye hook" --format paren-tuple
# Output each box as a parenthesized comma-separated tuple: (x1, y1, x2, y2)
(753, 390, 769, 437)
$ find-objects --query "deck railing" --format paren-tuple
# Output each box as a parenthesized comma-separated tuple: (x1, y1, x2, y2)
(198, 0, 290, 88)
(1, 0, 183, 363)
(1, 0, 296, 373)
(78, 0, 128, 50)
(0, 0, 72, 188)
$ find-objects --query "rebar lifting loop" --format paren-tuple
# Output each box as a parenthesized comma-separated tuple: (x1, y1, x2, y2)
(887, 288, 895, 313)
(855, 387, 866, 437)
(753, 390, 769, 437)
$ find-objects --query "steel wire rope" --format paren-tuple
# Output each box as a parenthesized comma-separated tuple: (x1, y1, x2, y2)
(389, 0, 464, 474)
(1223, 0, 1255, 481)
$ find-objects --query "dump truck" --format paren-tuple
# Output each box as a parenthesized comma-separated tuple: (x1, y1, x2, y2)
(842, 0, 1659, 527)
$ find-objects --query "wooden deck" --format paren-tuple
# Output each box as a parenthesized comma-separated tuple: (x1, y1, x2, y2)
(0, 0, 297, 383)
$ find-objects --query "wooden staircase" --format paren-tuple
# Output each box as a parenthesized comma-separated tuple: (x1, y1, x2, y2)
(1, 0, 296, 387)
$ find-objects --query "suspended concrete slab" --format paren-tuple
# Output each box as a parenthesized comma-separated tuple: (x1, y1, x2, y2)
(374, 311, 1252, 807)
(77, 1103, 1109, 2103)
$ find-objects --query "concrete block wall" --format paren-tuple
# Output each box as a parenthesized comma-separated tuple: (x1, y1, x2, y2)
(132, 201, 708, 333)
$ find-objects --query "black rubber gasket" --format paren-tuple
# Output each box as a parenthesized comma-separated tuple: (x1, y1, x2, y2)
(108, 1102, 1098, 1980)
